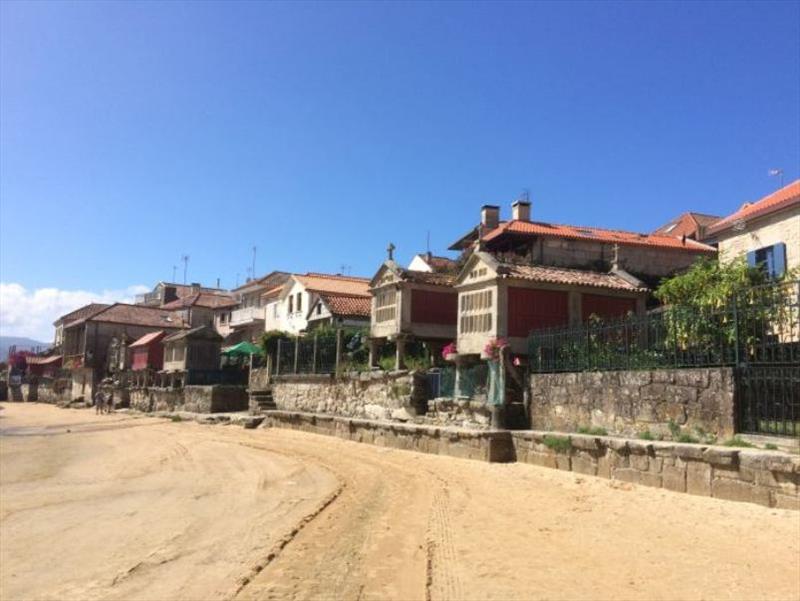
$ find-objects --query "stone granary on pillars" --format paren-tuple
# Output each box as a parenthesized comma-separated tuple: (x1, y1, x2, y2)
(58, 303, 187, 401)
(454, 251, 649, 356)
(369, 244, 459, 369)
(161, 325, 223, 386)
(128, 330, 167, 385)
(449, 199, 717, 288)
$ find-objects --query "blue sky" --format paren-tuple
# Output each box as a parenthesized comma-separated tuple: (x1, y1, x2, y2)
(1, 1, 799, 339)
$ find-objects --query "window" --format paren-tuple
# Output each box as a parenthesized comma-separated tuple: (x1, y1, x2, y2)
(296, 292, 302, 313)
(747, 243, 787, 279)
(288, 296, 294, 314)
(316, 303, 322, 315)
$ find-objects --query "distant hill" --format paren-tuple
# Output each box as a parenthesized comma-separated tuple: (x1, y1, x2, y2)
(0, 336, 51, 360)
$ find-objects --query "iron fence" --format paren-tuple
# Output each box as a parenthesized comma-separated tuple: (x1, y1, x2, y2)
(274, 332, 353, 375)
(528, 280, 799, 373)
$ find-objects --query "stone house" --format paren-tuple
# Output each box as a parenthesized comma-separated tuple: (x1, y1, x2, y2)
(652, 212, 721, 242)
(450, 200, 717, 287)
(135, 281, 228, 307)
(52, 303, 109, 351)
(306, 292, 371, 330)
(162, 292, 238, 334)
(58, 303, 187, 401)
(223, 271, 291, 343)
(369, 258, 458, 367)
(706, 179, 799, 277)
(162, 326, 223, 381)
(455, 251, 649, 356)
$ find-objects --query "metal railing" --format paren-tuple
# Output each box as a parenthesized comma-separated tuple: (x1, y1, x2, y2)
(274, 330, 368, 375)
(528, 280, 799, 373)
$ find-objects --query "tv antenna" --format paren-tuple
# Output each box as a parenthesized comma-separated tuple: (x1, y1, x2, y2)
(181, 254, 189, 284)
(768, 168, 784, 188)
(251, 245, 257, 279)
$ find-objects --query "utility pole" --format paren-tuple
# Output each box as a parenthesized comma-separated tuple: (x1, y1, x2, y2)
(181, 254, 189, 284)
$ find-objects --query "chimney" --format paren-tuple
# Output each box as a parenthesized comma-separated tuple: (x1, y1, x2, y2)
(481, 205, 500, 230)
(512, 199, 531, 222)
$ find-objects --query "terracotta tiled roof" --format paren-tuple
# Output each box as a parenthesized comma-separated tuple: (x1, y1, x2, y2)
(399, 268, 457, 287)
(162, 292, 238, 310)
(317, 293, 371, 318)
(482, 220, 716, 252)
(55, 303, 111, 326)
(233, 271, 292, 292)
(163, 325, 222, 343)
(129, 331, 167, 348)
(295, 273, 371, 296)
(67, 303, 187, 329)
(495, 262, 648, 292)
(652, 212, 720, 239)
(260, 285, 284, 300)
(706, 180, 800, 236)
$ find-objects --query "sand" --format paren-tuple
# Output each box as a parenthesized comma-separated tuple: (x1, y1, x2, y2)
(1, 402, 798, 601)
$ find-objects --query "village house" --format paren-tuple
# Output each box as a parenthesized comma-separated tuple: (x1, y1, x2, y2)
(135, 281, 228, 307)
(162, 292, 238, 333)
(706, 179, 799, 277)
(368, 248, 459, 368)
(272, 273, 371, 335)
(24, 355, 63, 378)
(58, 303, 187, 400)
(162, 326, 223, 386)
(306, 292, 371, 331)
(652, 211, 721, 243)
(450, 200, 716, 287)
(222, 271, 291, 343)
(52, 303, 110, 350)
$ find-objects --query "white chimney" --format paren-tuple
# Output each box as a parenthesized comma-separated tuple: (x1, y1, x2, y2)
(481, 205, 500, 229)
(512, 199, 531, 222)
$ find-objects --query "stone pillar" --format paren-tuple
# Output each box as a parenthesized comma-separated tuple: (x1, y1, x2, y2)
(395, 337, 407, 371)
(368, 338, 383, 368)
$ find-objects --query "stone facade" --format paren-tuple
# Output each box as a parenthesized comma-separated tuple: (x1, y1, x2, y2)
(423, 398, 493, 429)
(129, 385, 247, 413)
(511, 432, 800, 510)
(269, 371, 427, 421)
(716, 204, 799, 270)
(529, 367, 736, 440)
(20, 379, 72, 404)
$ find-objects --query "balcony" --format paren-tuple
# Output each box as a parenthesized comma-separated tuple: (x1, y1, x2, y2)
(230, 306, 265, 327)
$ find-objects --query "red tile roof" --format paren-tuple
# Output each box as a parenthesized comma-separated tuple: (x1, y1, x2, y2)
(482, 220, 716, 252)
(652, 212, 720, 239)
(129, 331, 167, 348)
(295, 273, 371, 297)
(706, 180, 800, 236)
(161, 292, 238, 310)
(55, 303, 111, 327)
(232, 271, 291, 292)
(496, 262, 648, 292)
(317, 293, 371, 318)
(26, 355, 62, 365)
(67, 304, 187, 329)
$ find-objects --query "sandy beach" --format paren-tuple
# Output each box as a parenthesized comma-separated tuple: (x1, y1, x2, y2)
(1, 402, 798, 601)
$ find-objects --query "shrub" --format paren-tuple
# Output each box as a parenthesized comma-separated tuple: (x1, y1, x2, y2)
(577, 425, 608, 436)
(676, 433, 699, 444)
(638, 430, 655, 441)
(542, 435, 572, 453)
(723, 436, 755, 448)
(170, 415, 183, 422)
(764, 443, 779, 451)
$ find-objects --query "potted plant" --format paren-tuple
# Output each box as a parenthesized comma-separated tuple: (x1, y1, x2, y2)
(441, 342, 458, 362)
(481, 337, 508, 361)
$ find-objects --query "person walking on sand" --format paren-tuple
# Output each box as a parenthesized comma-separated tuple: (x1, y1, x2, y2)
(94, 389, 106, 415)
(106, 389, 114, 413)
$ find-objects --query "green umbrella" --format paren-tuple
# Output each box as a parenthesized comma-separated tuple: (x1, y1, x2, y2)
(222, 341, 264, 357)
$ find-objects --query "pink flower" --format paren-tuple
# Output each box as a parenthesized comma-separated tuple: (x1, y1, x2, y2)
(441, 342, 457, 359)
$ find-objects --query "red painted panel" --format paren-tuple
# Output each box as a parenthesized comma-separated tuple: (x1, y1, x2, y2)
(149, 343, 164, 370)
(507, 287, 569, 337)
(410, 289, 458, 325)
(131, 348, 150, 371)
(581, 294, 636, 322)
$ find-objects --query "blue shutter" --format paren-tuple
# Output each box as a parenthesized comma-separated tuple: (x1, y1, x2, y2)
(773, 242, 787, 278)
(746, 250, 757, 268)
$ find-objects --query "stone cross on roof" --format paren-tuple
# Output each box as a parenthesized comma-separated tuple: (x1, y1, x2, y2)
(612, 243, 620, 270)
(387, 242, 395, 261)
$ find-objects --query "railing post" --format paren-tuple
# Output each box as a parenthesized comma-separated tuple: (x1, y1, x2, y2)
(312, 334, 318, 374)
(276, 339, 281, 375)
(293, 337, 299, 374)
(335, 329, 343, 375)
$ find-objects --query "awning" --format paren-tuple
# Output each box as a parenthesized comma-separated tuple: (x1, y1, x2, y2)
(221, 341, 264, 357)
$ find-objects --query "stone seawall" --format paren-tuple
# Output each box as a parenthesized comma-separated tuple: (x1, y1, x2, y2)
(130, 386, 247, 413)
(511, 432, 799, 510)
(268, 371, 428, 420)
(530, 367, 735, 439)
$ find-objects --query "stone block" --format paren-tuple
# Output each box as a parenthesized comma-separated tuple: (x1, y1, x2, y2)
(628, 440, 653, 455)
(772, 492, 800, 511)
(630, 454, 650, 471)
(686, 461, 712, 496)
(570, 435, 601, 451)
(555, 455, 572, 471)
(612, 468, 641, 484)
(662, 465, 687, 492)
(673, 443, 706, 460)
(712, 478, 771, 507)
(572, 454, 597, 476)
(702, 447, 738, 467)
(638, 472, 663, 488)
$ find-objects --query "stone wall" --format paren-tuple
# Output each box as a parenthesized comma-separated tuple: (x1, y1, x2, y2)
(20, 380, 72, 404)
(129, 385, 247, 413)
(269, 371, 427, 421)
(423, 398, 493, 429)
(530, 367, 735, 440)
(511, 432, 799, 510)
